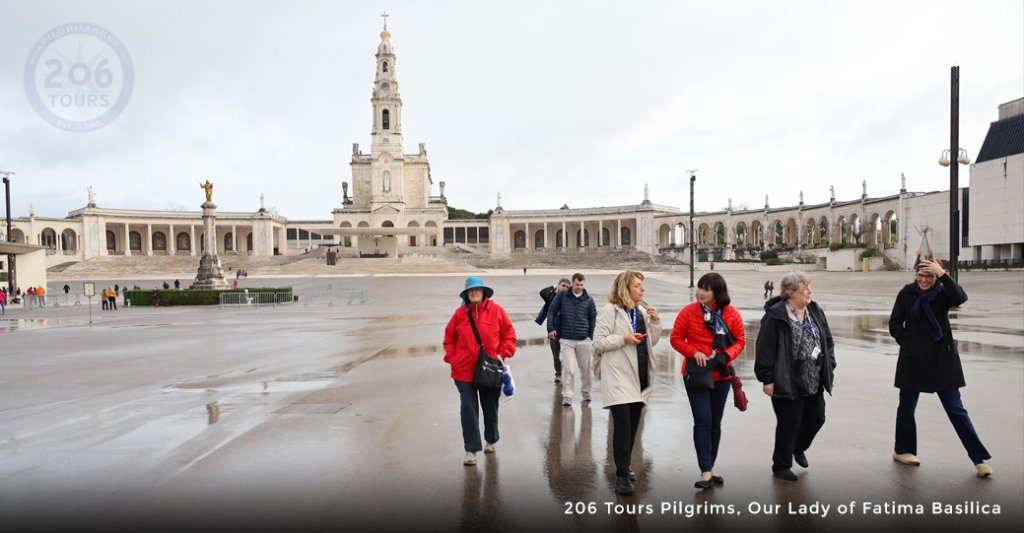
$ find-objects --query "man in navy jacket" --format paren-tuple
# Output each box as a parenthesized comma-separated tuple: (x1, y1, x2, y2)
(547, 273, 598, 405)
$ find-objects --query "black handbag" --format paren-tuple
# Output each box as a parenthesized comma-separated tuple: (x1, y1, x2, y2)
(467, 308, 504, 389)
(684, 358, 715, 392)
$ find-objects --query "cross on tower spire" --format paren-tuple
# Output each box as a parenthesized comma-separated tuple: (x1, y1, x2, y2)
(381, 11, 389, 29)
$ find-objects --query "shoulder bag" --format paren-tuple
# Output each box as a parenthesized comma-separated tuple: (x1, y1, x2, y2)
(684, 357, 715, 392)
(467, 308, 504, 389)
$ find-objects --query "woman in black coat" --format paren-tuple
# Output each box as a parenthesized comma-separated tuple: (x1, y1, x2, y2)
(754, 272, 837, 482)
(888, 259, 992, 477)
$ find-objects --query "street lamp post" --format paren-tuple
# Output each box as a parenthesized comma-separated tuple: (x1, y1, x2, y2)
(1, 171, 13, 294)
(686, 171, 698, 288)
(938, 66, 970, 282)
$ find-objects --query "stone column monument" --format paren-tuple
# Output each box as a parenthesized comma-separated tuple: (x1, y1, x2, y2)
(191, 180, 230, 289)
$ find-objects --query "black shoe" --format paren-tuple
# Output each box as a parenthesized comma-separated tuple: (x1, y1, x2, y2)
(711, 475, 724, 485)
(628, 468, 637, 481)
(615, 476, 634, 494)
(554, 375, 562, 384)
(794, 451, 809, 468)
(773, 468, 798, 481)
(694, 479, 714, 490)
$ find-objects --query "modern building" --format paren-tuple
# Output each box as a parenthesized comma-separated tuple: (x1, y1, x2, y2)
(964, 98, 1024, 264)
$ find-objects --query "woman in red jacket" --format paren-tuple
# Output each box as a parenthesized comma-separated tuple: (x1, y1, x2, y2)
(671, 273, 746, 489)
(443, 277, 517, 467)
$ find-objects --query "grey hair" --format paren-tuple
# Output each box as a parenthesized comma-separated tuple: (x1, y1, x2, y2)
(779, 272, 811, 299)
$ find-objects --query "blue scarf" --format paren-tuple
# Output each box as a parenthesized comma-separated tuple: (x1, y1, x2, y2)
(911, 282, 944, 341)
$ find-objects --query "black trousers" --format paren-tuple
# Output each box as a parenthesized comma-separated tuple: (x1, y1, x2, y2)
(770, 390, 825, 471)
(550, 339, 562, 376)
(609, 402, 644, 477)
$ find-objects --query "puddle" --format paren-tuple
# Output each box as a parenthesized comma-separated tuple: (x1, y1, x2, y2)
(0, 318, 91, 332)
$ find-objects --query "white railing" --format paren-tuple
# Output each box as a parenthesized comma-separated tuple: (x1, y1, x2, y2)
(218, 291, 291, 309)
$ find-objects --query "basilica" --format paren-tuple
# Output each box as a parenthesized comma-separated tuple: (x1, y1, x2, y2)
(8, 23, 1023, 276)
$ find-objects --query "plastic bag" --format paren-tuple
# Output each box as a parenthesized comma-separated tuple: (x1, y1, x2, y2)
(501, 363, 515, 399)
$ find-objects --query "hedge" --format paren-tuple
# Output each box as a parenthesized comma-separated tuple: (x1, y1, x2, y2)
(124, 287, 293, 306)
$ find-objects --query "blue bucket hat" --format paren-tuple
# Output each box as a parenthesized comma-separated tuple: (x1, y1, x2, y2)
(460, 276, 493, 303)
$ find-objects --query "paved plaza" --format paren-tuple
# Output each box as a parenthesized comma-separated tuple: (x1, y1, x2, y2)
(1, 269, 1022, 531)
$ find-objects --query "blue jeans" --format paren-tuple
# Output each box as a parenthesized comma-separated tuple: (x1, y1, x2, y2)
(895, 388, 991, 464)
(455, 380, 501, 452)
(686, 379, 731, 472)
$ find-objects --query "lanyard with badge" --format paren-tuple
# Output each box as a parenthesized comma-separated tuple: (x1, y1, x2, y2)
(787, 300, 821, 360)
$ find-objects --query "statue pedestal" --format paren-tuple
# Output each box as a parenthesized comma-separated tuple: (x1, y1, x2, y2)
(190, 201, 230, 289)
(191, 254, 230, 289)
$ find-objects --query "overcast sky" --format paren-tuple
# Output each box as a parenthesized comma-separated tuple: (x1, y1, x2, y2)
(1, 0, 1021, 220)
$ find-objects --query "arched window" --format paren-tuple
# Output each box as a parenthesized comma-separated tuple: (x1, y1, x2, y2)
(382, 109, 390, 130)
(383, 171, 391, 192)
(620, 227, 631, 246)
(176, 232, 191, 252)
(382, 60, 389, 73)
(153, 232, 167, 251)
(514, 231, 526, 249)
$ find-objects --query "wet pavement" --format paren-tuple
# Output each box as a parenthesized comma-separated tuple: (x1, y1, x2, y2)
(1, 270, 1021, 531)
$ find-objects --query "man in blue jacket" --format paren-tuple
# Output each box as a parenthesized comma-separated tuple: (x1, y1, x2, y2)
(547, 273, 598, 406)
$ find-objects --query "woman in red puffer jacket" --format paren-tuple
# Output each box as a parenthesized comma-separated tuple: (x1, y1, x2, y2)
(670, 273, 745, 490)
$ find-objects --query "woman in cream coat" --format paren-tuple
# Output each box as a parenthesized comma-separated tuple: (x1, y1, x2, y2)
(593, 270, 661, 495)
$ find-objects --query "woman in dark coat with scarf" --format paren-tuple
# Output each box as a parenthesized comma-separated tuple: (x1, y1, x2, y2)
(754, 272, 836, 482)
(888, 259, 992, 477)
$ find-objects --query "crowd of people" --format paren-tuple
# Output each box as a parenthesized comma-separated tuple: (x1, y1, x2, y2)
(442, 259, 993, 495)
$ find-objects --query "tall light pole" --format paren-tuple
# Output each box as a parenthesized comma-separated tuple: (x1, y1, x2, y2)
(1, 170, 14, 294)
(938, 66, 970, 283)
(686, 170, 698, 288)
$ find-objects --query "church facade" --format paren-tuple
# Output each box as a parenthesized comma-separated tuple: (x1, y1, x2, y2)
(7, 23, 1021, 271)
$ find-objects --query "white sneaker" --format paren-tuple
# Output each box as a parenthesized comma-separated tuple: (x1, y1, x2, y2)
(464, 452, 477, 466)
(562, 396, 572, 406)
(484, 442, 496, 454)
(892, 452, 920, 466)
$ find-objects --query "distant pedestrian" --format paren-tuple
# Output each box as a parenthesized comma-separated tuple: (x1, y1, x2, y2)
(162, 281, 170, 289)
(107, 287, 117, 310)
(536, 278, 571, 384)
(37, 285, 46, 307)
(114, 284, 120, 296)
(174, 279, 180, 289)
(101, 288, 109, 310)
(547, 273, 597, 406)
(764, 281, 770, 299)
(151, 289, 160, 307)
(888, 259, 992, 477)
(63, 284, 70, 294)
(233, 280, 239, 289)
(0, 289, 6, 315)
(710, 261, 715, 270)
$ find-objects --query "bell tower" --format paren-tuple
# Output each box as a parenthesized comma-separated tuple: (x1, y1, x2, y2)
(370, 12, 403, 158)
